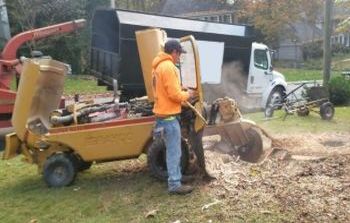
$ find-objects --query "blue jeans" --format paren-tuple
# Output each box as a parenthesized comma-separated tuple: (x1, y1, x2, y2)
(155, 118, 182, 191)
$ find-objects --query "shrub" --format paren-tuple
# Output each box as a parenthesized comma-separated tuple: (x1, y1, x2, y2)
(332, 43, 350, 55)
(302, 40, 323, 60)
(328, 76, 350, 105)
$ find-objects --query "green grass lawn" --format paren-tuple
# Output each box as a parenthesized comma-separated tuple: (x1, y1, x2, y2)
(276, 68, 342, 82)
(1, 107, 349, 222)
(244, 106, 350, 134)
(275, 52, 349, 82)
(63, 76, 109, 95)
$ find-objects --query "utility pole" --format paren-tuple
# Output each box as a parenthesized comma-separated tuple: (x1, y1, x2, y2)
(323, 0, 334, 87)
(110, 0, 115, 9)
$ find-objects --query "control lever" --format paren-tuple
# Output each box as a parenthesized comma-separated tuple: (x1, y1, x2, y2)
(185, 101, 208, 125)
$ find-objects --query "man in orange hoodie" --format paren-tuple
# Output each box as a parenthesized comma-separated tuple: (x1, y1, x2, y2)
(152, 39, 196, 195)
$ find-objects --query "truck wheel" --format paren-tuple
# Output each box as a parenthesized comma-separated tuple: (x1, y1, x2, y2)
(237, 128, 263, 163)
(147, 138, 189, 181)
(320, 102, 334, 120)
(265, 88, 284, 118)
(264, 105, 275, 118)
(43, 153, 77, 187)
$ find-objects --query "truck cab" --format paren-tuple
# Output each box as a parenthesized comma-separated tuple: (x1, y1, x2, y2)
(247, 43, 287, 109)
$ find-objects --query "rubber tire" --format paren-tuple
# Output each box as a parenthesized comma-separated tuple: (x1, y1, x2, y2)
(265, 88, 284, 118)
(147, 138, 190, 181)
(237, 128, 263, 163)
(264, 105, 275, 118)
(43, 153, 77, 187)
(320, 102, 334, 120)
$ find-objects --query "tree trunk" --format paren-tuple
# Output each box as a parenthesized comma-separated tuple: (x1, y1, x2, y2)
(323, 0, 333, 87)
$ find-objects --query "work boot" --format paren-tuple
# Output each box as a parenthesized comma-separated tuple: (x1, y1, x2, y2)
(181, 175, 195, 183)
(169, 185, 194, 195)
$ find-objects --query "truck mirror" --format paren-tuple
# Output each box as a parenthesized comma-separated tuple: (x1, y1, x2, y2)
(269, 65, 273, 72)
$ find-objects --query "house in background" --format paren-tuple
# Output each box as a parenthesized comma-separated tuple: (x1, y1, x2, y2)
(275, 21, 323, 63)
(278, 5, 350, 64)
(331, 6, 350, 47)
(332, 32, 350, 47)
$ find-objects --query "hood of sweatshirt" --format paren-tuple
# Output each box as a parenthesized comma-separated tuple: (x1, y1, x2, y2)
(152, 52, 174, 69)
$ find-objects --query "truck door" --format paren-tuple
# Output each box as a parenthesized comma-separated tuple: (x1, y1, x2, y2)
(247, 43, 272, 94)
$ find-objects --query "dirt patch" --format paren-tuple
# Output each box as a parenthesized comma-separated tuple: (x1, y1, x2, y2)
(203, 132, 350, 222)
(274, 132, 350, 156)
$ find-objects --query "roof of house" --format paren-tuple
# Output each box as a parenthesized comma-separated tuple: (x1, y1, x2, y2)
(279, 21, 323, 45)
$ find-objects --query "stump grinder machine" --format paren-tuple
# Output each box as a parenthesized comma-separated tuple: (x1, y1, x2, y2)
(2, 29, 274, 187)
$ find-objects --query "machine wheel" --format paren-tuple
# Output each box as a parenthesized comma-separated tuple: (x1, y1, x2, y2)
(265, 88, 284, 118)
(237, 128, 263, 163)
(320, 102, 334, 120)
(147, 138, 190, 181)
(43, 153, 77, 187)
(297, 107, 310, 116)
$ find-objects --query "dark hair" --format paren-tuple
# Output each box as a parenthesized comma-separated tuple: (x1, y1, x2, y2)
(164, 40, 186, 54)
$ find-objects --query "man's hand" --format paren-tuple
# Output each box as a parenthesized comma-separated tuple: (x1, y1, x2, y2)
(188, 89, 198, 98)
(188, 89, 199, 103)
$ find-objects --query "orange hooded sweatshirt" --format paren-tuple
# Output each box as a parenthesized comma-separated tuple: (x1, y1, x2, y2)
(152, 52, 189, 117)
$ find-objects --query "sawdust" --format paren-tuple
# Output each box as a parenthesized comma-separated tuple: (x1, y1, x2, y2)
(202, 132, 350, 222)
(202, 62, 247, 104)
